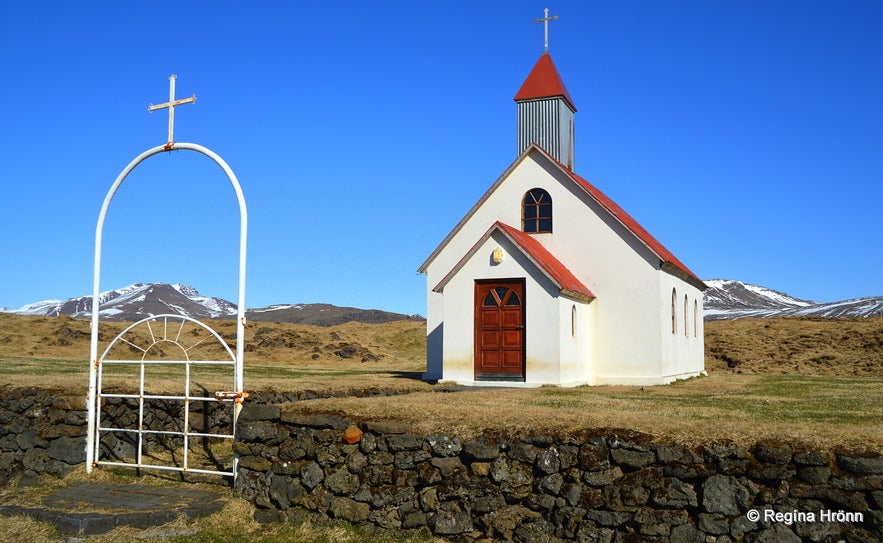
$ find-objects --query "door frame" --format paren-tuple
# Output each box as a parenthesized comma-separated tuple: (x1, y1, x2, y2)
(474, 278, 526, 382)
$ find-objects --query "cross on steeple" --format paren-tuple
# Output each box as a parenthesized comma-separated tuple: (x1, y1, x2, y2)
(148, 74, 196, 149)
(534, 8, 559, 53)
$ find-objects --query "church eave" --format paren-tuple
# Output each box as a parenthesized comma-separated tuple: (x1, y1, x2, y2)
(661, 262, 708, 291)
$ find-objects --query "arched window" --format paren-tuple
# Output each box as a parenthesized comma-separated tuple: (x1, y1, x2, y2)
(684, 294, 689, 336)
(693, 299, 699, 338)
(571, 305, 577, 337)
(522, 188, 552, 233)
(671, 288, 677, 334)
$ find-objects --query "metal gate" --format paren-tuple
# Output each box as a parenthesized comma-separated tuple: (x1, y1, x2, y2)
(90, 314, 243, 477)
(86, 141, 248, 481)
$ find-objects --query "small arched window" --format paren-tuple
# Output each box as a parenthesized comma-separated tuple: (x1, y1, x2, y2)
(571, 305, 577, 338)
(671, 288, 677, 335)
(684, 294, 689, 336)
(522, 188, 552, 233)
(693, 299, 699, 338)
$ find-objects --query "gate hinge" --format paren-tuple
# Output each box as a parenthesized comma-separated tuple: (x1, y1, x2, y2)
(215, 391, 250, 403)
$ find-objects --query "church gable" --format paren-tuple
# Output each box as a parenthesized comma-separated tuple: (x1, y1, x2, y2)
(420, 144, 703, 291)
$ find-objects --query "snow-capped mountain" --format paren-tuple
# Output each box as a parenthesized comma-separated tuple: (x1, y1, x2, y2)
(5, 283, 237, 321)
(5, 280, 878, 324)
(3, 283, 423, 326)
(703, 279, 883, 320)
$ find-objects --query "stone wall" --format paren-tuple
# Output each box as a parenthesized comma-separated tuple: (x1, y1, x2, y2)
(233, 403, 883, 542)
(2, 388, 881, 541)
(0, 387, 87, 482)
(0, 387, 236, 483)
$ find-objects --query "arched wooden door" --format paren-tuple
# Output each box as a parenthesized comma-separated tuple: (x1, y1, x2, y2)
(475, 280, 525, 381)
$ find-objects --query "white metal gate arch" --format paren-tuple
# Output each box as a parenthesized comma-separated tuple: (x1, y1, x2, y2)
(86, 142, 247, 479)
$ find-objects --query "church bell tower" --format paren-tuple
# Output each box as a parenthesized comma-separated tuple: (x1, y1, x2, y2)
(514, 10, 576, 170)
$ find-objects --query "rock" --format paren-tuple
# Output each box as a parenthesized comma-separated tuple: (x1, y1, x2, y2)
(462, 438, 499, 461)
(490, 457, 533, 500)
(237, 403, 280, 422)
(838, 455, 883, 475)
(47, 437, 85, 465)
(234, 468, 271, 508)
(652, 477, 698, 509)
(797, 466, 831, 484)
(329, 496, 369, 523)
(610, 447, 655, 470)
(393, 451, 434, 469)
(793, 450, 828, 466)
(342, 425, 362, 444)
(299, 461, 325, 490)
(238, 455, 272, 471)
(238, 421, 286, 444)
(537, 472, 564, 494)
(750, 523, 801, 543)
(482, 505, 541, 540)
(434, 502, 473, 534)
(583, 466, 623, 487)
(535, 447, 561, 474)
(427, 434, 462, 457)
(324, 467, 359, 495)
(578, 438, 610, 470)
(360, 421, 411, 435)
(431, 456, 465, 477)
(281, 413, 349, 430)
(510, 442, 538, 463)
(513, 519, 563, 543)
(386, 434, 423, 451)
(702, 474, 749, 516)
(752, 442, 792, 465)
(670, 522, 704, 543)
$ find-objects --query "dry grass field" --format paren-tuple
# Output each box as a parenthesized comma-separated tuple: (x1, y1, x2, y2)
(1, 313, 881, 451)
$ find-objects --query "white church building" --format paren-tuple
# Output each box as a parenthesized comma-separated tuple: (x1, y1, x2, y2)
(418, 49, 707, 387)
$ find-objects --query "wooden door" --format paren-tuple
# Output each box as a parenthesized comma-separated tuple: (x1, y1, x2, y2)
(475, 280, 525, 381)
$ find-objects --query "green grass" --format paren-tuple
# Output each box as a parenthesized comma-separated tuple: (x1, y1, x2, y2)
(528, 374, 883, 427)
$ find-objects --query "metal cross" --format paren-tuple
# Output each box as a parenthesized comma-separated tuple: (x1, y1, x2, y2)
(148, 74, 196, 148)
(534, 7, 559, 53)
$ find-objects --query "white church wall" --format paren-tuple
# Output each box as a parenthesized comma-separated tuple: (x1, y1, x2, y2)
(422, 290, 444, 381)
(510, 155, 667, 383)
(658, 274, 706, 381)
(556, 297, 594, 385)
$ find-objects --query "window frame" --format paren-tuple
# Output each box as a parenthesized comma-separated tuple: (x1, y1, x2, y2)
(522, 188, 553, 234)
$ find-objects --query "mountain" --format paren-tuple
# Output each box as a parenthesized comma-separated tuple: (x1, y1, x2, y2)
(6, 283, 238, 321)
(703, 279, 883, 320)
(7, 280, 879, 324)
(3, 283, 423, 326)
(247, 304, 424, 327)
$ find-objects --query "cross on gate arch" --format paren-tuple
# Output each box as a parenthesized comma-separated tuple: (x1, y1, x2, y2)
(86, 76, 248, 481)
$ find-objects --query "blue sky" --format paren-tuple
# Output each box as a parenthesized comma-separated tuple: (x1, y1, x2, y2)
(1, 1, 880, 317)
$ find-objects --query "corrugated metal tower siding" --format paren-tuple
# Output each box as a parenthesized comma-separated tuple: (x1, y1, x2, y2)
(517, 97, 574, 169)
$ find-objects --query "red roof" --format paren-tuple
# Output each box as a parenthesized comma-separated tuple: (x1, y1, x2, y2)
(433, 221, 595, 302)
(548, 153, 703, 287)
(514, 53, 577, 111)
